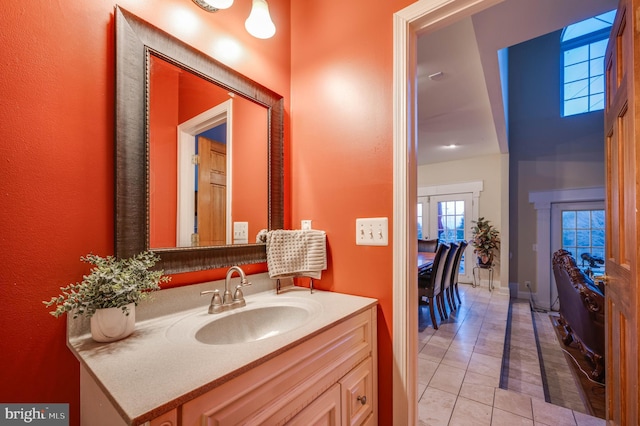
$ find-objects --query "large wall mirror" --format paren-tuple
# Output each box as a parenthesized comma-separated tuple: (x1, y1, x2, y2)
(115, 7, 284, 274)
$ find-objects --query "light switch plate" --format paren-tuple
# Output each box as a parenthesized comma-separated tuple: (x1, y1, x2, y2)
(233, 221, 249, 243)
(356, 217, 388, 246)
(301, 220, 312, 230)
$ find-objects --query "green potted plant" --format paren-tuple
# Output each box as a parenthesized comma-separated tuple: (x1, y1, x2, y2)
(44, 251, 170, 342)
(471, 217, 500, 267)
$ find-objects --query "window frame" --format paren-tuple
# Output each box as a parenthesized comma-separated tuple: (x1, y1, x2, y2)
(560, 21, 613, 117)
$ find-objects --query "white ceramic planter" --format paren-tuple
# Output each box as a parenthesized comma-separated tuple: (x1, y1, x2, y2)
(90, 303, 136, 342)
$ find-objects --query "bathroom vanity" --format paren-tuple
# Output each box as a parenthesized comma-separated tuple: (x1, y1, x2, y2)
(69, 275, 378, 425)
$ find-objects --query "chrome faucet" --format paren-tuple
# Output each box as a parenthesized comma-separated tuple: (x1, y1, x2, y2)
(200, 265, 251, 314)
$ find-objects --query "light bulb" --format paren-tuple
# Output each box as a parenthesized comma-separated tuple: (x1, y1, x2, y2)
(245, 0, 276, 39)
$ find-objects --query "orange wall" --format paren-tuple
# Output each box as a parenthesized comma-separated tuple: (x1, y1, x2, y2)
(0, 1, 289, 424)
(149, 57, 181, 248)
(2, 0, 413, 422)
(290, 0, 413, 423)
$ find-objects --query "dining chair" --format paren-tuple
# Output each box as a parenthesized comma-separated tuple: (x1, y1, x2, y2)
(418, 243, 451, 329)
(451, 240, 468, 306)
(441, 242, 459, 313)
(418, 238, 439, 253)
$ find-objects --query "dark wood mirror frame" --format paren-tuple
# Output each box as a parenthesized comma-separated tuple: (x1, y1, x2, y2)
(115, 6, 284, 274)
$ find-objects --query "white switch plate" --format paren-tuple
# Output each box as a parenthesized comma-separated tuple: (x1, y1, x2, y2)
(356, 217, 388, 246)
(301, 220, 312, 230)
(233, 221, 249, 243)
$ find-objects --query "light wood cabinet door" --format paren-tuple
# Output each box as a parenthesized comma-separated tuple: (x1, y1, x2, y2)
(340, 357, 374, 426)
(286, 384, 341, 426)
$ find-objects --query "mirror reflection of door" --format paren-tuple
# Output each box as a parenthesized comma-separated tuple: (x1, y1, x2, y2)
(196, 136, 227, 246)
(147, 53, 269, 250)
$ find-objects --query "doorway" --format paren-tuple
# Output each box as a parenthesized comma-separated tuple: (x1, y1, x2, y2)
(392, 0, 611, 423)
(177, 100, 233, 247)
(392, 2, 505, 423)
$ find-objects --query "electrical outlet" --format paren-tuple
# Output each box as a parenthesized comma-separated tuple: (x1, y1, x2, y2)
(356, 217, 388, 246)
(233, 222, 249, 243)
(301, 220, 312, 230)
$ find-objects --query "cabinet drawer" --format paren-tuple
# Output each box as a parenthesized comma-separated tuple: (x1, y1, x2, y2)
(340, 357, 374, 426)
(286, 384, 341, 426)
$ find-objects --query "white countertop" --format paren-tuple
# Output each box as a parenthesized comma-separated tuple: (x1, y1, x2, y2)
(67, 274, 377, 425)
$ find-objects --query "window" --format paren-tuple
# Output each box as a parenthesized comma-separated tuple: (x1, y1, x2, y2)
(561, 10, 616, 117)
(436, 200, 467, 275)
(417, 203, 424, 239)
(419, 193, 473, 280)
(561, 208, 605, 277)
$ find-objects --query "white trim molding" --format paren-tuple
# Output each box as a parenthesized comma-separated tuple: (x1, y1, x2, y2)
(392, 1, 504, 424)
(176, 100, 233, 246)
(528, 187, 605, 310)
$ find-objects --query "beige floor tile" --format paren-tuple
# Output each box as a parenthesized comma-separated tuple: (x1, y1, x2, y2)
(491, 408, 534, 426)
(419, 358, 440, 386)
(449, 397, 492, 426)
(418, 381, 428, 400)
(507, 364, 543, 387)
(493, 388, 533, 419)
(573, 411, 606, 426)
(468, 352, 503, 379)
(418, 387, 458, 426)
(531, 398, 577, 426)
(504, 377, 546, 400)
(429, 334, 455, 349)
(459, 381, 495, 406)
(420, 343, 448, 362)
(463, 370, 500, 388)
(414, 286, 602, 426)
(472, 342, 504, 358)
(429, 364, 467, 395)
(441, 347, 473, 370)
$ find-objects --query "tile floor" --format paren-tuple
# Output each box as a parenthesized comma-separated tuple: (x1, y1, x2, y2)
(417, 284, 605, 426)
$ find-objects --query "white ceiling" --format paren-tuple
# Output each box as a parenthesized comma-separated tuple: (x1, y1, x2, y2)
(416, 0, 618, 166)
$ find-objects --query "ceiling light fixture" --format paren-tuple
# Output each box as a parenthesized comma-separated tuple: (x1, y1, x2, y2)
(192, 0, 276, 39)
(192, 0, 234, 12)
(245, 0, 276, 39)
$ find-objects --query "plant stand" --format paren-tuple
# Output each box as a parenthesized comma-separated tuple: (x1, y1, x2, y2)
(472, 264, 494, 291)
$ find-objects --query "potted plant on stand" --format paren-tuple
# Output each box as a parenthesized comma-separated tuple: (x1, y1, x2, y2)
(44, 251, 170, 342)
(471, 217, 500, 268)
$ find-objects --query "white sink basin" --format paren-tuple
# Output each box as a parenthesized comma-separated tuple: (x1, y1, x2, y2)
(165, 296, 322, 346)
(195, 305, 310, 345)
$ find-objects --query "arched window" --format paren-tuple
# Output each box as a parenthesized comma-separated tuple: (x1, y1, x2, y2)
(561, 10, 616, 117)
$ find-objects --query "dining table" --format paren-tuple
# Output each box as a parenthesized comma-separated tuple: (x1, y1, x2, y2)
(418, 251, 436, 272)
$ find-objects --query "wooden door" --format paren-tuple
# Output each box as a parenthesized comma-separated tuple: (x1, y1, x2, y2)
(603, 1, 639, 424)
(197, 136, 227, 246)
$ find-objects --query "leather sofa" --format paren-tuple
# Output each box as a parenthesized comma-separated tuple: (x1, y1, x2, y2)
(552, 249, 605, 381)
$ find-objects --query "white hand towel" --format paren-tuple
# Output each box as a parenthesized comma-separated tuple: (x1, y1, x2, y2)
(265, 230, 327, 279)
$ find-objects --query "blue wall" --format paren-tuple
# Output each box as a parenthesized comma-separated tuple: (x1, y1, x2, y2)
(508, 29, 605, 285)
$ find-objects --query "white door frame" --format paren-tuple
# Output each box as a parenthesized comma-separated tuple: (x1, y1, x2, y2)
(392, 0, 505, 423)
(528, 187, 604, 311)
(176, 100, 233, 246)
(550, 200, 605, 310)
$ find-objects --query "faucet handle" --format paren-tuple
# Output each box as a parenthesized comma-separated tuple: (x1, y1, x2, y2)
(233, 285, 247, 307)
(201, 289, 224, 314)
